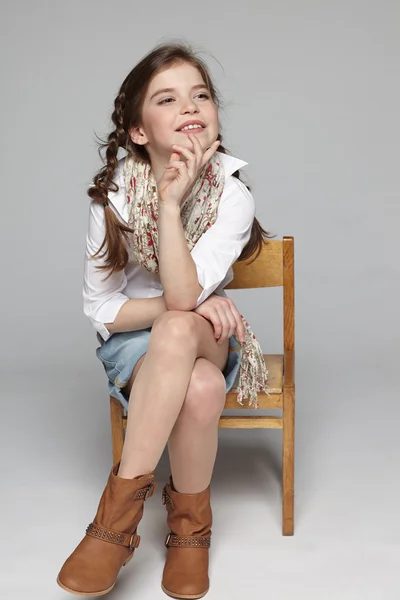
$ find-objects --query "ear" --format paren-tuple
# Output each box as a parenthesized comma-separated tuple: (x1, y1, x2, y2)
(129, 125, 148, 146)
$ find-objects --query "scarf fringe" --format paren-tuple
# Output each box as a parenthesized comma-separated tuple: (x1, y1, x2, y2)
(235, 317, 269, 409)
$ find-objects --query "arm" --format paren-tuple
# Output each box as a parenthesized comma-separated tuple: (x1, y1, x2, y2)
(158, 177, 255, 312)
(105, 296, 167, 333)
(83, 201, 167, 339)
(156, 136, 221, 311)
(158, 203, 203, 311)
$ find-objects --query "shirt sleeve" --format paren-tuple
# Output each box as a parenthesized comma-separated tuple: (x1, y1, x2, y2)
(83, 201, 130, 340)
(190, 176, 256, 307)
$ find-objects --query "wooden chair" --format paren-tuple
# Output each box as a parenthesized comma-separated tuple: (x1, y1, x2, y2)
(110, 236, 295, 535)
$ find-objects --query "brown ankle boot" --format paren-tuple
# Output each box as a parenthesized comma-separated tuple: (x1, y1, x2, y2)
(57, 462, 157, 596)
(161, 477, 212, 599)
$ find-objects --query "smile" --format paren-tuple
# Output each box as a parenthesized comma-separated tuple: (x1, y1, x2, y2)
(178, 126, 205, 134)
(180, 124, 204, 131)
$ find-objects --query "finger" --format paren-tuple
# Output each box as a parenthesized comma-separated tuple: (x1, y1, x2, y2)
(188, 133, 208, 167)
(164, 160, 189, 173)
(170, 145, 197, 178)
(208, 307, 223, 339)
(226, 299, 246, 343)
(171, 145, 196, 163)
(187, 133, 203, 162)
(200, 140, 221, 168)
(169, 151, 181, 163)
(217, 302, 238, 340)
(214, 305, 231, 343)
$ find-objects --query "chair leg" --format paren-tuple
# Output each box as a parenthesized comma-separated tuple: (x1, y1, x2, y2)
(110, 395, 124, 465)
(282, 386, 295, 535)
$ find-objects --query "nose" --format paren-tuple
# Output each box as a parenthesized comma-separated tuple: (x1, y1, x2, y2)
(180, 97, 199, 114)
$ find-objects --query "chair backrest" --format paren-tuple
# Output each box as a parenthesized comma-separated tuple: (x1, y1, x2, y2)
(225, 237, 295, 386)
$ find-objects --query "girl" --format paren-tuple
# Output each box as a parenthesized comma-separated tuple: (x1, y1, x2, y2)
(57, 41, 270, 599)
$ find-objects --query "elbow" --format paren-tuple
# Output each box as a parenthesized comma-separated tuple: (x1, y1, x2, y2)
(164, 292, 200, 312)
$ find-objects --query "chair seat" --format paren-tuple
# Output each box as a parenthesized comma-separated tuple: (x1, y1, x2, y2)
(225, 354, 284, 409)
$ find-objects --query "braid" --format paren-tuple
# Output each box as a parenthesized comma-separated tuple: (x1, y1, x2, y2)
(110, 90, 129, 151)
(88, 89, 134, 281)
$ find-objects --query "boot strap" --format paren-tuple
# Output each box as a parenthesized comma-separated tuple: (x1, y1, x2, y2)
(165, 533, 211, 548)
(86, 523, 141, 550)
(134, 481, 157, 501)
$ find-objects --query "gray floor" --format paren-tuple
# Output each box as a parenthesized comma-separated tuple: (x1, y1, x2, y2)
(2, 363, 399, 600)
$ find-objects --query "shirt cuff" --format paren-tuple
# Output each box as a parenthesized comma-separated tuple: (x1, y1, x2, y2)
(194, 265, 233, 307)
(89, 294, 129, 341)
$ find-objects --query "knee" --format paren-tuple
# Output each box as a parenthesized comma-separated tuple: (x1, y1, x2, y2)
(152, 311, 197, 351)
(182, 361, 226, 426)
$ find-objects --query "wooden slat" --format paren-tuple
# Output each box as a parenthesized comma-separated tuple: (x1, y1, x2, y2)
(283, 237, 295, 387)
(282, 387, 295, 535)
(110, 396, 124, 464)
(218, 416, 283, 429)
(224, 392, 282, 409)
(225, 240, 283, 289)
(123, 413, 285, 429)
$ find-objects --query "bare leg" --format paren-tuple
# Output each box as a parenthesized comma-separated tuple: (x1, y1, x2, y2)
(118, 311, 229, 479)
(167, 358, 227, 493)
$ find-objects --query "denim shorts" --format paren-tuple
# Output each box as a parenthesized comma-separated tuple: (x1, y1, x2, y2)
(96, 327, 242, 411)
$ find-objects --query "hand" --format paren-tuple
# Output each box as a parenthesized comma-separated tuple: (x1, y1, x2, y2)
(193, 294, 245, 344)
(157, 134, 220, 207)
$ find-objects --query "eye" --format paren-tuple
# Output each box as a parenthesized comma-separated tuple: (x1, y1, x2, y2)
(158, 93, 210, 105)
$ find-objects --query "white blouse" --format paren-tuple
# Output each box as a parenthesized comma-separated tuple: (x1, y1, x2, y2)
(83, 151, 255, 341)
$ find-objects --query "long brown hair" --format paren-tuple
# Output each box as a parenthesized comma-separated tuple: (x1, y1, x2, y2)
(89, 41, 273, 279)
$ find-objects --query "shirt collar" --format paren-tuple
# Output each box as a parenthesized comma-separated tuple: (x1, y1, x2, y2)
(109, 151, 248, 221)
(217, 151, 248, 177)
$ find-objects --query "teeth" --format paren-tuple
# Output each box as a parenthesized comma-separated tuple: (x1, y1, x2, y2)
(180, 124, 203, 131)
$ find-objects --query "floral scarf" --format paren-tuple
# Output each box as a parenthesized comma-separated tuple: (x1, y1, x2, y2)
(124, 152, 268, 407)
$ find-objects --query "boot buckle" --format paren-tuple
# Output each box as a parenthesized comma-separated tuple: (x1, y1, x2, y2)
(129, 533, 141, 550)
(134, 481, 157, 501)
(144, 481, 157, 500)
(162, 486, 174, 508)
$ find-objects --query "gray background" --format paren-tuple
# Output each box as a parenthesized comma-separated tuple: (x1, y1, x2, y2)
(1, 0, 399, 598)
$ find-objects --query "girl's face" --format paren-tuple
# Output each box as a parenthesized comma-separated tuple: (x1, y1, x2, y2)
(130, 62, 219, 165)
